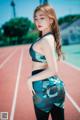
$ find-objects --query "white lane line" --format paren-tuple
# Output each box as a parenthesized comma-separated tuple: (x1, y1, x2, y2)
(0, 49, 14, 58)
(0, 49, 17, 69)
(60, 75, 80, 113)
(0, 48, 14, 58)
(0, 53, 9, 58)
(61, 60, 80, 71)
(66, 90, 80, 113)
(10, 49, 23, 120)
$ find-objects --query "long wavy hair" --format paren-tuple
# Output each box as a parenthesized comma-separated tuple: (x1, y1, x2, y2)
(33, 4, 65, 61)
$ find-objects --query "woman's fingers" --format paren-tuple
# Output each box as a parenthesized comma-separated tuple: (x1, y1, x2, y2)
(27, 79, 35, 96)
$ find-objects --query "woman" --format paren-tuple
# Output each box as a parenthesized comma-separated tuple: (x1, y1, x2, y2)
(27, 4, 65, 120)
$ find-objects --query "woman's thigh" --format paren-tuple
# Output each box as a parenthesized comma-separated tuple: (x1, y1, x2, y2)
(34, 104, 49, 120)
(50, 105, 64, 120)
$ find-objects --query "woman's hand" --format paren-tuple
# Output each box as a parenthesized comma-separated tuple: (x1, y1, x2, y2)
(27, 77, 36, 96)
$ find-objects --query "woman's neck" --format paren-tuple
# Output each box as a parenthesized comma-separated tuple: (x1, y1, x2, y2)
(42, 28, 52, 36)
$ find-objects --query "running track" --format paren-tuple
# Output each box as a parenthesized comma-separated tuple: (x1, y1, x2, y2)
(0, 45, 80, 120)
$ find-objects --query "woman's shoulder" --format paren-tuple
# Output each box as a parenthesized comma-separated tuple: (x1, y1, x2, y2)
(40, 34, 55, 48)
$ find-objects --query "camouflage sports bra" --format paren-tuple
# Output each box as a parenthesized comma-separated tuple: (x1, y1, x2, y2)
(29, 32, 53, 63)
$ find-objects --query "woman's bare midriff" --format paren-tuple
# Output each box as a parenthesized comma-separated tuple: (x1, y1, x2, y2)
(32, 61, 48, 71)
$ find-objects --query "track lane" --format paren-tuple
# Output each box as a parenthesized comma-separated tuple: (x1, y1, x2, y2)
(0, 47, 16, 64)
(14, 46, 36, 120)
(0, 45, 80, 120)
(0, 46, 22, 120)
(58, 61, 80, 107)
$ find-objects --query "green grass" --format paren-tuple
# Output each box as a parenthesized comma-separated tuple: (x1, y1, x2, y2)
(62, 44, 80, 68)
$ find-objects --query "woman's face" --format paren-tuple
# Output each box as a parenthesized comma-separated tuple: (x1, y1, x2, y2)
(34, 10, 52, 32)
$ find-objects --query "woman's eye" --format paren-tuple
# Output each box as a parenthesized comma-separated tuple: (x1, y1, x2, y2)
(34, 17, 45, 21)
(34, 18, 37, 21)
(40, 18, 44, 20)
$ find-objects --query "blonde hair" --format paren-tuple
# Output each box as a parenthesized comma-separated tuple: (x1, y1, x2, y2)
(33, 4, 65, 61)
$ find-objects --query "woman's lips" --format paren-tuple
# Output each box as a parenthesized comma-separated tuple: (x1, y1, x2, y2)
(38, 25, 42, 28)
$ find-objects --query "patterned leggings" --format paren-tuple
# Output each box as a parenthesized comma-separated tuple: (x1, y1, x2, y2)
(32, 69, 65, 120)
(34, 104, 64, 120)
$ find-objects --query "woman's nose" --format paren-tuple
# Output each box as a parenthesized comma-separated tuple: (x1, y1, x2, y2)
(38, 19, 42, 23)
(37, 21, 40, 25)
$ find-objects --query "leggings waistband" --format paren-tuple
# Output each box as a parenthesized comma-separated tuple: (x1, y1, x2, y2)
(32, 68, 46, 75)
(32, 68, 46, 72)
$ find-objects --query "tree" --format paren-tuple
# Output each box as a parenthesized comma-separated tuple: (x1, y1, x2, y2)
(2, 17, 32, 44)
(2, 17, 31, 37)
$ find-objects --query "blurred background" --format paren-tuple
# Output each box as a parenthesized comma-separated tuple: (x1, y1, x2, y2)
(0, 0, 80, 68)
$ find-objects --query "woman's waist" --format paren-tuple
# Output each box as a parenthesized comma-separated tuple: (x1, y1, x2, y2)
(32, 62, 48, 71)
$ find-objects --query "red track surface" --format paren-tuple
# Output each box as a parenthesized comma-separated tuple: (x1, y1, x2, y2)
(0, 45, 80, 120)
